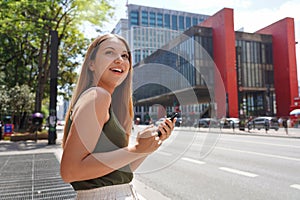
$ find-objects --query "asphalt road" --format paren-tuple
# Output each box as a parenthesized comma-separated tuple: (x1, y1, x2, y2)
(133, 127, 300, 200)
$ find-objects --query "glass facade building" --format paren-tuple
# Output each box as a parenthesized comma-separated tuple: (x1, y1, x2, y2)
(112, 4, 209, 66)
(134, 27, 277, 121)
(112, 6, 298, 124)
(133, 26, 215, 122)
(235, 32, 276, 116)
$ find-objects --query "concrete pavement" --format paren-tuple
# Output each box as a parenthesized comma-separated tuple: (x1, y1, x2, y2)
(0, 131, 161, 200)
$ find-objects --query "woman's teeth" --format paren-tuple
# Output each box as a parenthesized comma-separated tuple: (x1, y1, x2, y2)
(111, 68, 123, 73)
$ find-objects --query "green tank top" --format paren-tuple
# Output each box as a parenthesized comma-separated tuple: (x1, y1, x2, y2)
(69, 107, 133, 191)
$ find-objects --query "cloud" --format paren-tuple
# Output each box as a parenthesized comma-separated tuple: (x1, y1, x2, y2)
(177, 0, 252, 12)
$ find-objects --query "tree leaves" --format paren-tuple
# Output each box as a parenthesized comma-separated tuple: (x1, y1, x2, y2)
(0, 84, 34, 115)
(0, 0, 114, 101)
(0, 0, 114, 126)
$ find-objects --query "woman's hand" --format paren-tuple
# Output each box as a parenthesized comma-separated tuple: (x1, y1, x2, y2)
(132, 125, 161, 154)
(130, 117, 175, 156)
(157, 118, 175, 141)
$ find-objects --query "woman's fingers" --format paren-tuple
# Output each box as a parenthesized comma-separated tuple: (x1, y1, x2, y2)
(157, 118, 174, 140)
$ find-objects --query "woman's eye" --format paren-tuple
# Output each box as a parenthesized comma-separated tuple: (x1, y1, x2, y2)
(121, 54, 129, 59)
(105, 51, 114, 55)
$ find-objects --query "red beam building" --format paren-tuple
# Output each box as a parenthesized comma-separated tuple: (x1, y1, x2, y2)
(200, 8, 298, 118)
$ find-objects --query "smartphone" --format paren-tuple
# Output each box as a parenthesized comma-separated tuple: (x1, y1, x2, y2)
(169, 112, 178, 121)
(157, 113, 178, 137)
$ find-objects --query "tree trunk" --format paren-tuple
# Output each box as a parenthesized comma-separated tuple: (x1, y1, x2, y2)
(34, 34, 50, 112)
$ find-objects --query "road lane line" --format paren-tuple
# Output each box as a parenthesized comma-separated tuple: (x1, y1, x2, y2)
(290, 184, 300, 190)
(156, 151, 172, 156)
(219, 138, 300, 149)
(216, 147, 300, 162)
(219, 167, 258, 177)
(181, 157, 206, 165)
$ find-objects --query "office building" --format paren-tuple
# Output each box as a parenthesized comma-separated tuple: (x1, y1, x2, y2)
(132, 8, 298, 124)
(112, 4, 210, 65)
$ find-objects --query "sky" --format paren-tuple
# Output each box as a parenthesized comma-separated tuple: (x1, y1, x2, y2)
(84, 0, 300, 86)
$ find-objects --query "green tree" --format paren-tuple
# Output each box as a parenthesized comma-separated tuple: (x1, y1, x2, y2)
(0, 0, 114, 112)
(8, 84, 35, 130)
(0, 85, 10, 117)
(0, 84, 35, 130)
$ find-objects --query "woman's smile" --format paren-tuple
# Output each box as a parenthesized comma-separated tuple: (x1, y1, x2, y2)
(109, 67, 124, 74)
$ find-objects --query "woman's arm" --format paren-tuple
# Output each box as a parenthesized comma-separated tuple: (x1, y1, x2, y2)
(129, 156, 148, 171)
(61, 126, 157, 183)
(60, 88, 160, 183)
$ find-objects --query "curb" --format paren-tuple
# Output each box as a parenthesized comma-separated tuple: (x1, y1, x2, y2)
(175, 127, 300, 139)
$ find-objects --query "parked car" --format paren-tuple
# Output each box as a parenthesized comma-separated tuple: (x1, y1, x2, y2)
(194, 118, 219, 128)
(219, 118, 240, 128)
(155, 118, 165, 126)
(247, 116, 279, 131)
(175, 117, 182, 127)
(155, 117, 182, 127)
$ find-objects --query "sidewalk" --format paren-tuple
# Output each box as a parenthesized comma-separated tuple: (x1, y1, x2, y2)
(0, 132, 165, 200)
(0, 132, 75, 200)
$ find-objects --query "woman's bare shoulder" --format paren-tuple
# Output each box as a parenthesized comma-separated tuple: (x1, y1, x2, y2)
(81, 87, 111, 103)
(73, 87, 111, 114)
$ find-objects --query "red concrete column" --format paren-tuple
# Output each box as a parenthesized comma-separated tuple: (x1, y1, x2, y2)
(200, 8, 239, 118)
(256, 18, 298, 117)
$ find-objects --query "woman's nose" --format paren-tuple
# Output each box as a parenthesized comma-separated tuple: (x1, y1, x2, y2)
(114, 55, 124, 63)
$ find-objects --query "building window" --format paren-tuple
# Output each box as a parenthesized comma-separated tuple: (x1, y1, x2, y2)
(130, 11, 139, 26)
(142, 11, 148, 26)
(172, 15, 177, 30)
(199, 16, 206, 23)
(192, 17, 198, 25)
(186, 17, 191, 28)
(134, 50, 141, 64)
(179, 16, 184, 30)
(164, 14, 170, 28)
(157, 13, 163, 27)
(150, 12, 156, 27)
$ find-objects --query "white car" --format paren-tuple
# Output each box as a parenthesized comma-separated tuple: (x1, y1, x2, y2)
(155, 118, 165, 126)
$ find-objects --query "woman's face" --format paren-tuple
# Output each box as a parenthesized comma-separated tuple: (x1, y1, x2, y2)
(90, 37, 130, 93)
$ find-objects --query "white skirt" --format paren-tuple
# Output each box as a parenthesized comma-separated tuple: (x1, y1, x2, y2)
(75, 183, 139, 200)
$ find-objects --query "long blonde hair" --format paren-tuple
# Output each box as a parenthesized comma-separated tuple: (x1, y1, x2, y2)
(62, 34, 134, 147)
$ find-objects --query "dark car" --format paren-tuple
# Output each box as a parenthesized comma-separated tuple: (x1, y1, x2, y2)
(175, 117, 182, 127)
(194, 118, 219, 128)
(247, 116, 279, 131)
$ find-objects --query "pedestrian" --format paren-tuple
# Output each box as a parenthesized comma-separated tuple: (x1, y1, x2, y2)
(230, 120, 235, 132)
(144, 112, 151, 125)
(0, 120, 2, 140)
(60, 33, 175, 199)
(282, 118, 288, 135)
(264, 119, 269, 133)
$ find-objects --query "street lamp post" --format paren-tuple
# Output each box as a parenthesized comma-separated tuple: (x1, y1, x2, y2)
(48, 30, 58, 145)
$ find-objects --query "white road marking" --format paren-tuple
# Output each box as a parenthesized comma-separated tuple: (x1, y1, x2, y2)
(137, 194, 147, 200)
(290, 184, 300, 190)
(156, 151, 173, 156)
(181, 157, 206, 165)
(219, 138, 300, 149)
(219, 167, 258, 177)
(215, 147, 300, 162)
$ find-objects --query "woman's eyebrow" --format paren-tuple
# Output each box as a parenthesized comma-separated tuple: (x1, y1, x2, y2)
(104, 47, 115, 50)
(104, 46, 128, 53)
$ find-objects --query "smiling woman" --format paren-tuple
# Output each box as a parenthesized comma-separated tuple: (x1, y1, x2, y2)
(60, 33, 175, 199)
